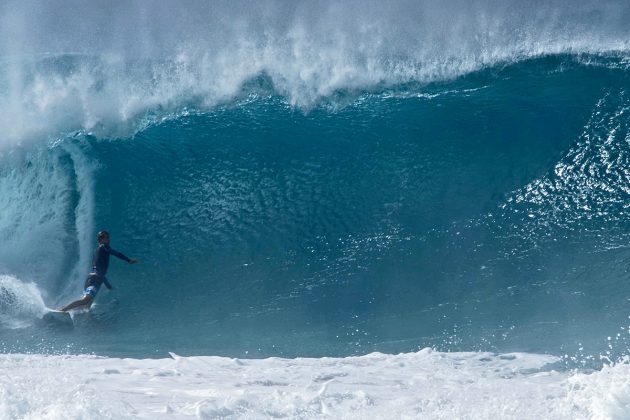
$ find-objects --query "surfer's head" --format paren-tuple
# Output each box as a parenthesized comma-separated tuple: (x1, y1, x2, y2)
(97, 230, 110, 244)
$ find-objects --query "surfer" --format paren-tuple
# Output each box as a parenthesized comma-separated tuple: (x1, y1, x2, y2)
(59, 230, 138, 312)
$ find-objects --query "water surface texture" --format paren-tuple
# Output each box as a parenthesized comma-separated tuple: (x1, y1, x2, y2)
(0, 1, 629, 363)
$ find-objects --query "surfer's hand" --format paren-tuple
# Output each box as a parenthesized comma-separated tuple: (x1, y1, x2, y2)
(129, 259, 139, 264)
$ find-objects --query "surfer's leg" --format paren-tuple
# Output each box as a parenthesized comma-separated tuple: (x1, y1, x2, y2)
(59, 295, 93, 312)
(59, 284, 99, 311)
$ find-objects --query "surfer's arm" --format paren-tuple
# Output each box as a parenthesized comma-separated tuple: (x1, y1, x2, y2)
(108, 247, 138, 264)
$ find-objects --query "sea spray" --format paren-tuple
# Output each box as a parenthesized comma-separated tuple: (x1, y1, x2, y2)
(0, 0, 629, 145)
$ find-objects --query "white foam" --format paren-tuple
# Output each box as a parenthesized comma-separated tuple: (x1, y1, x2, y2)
(0, 274, 47, 328)
(56, 142, 97, 302)
(0, 1, 629, 147)
(0, 143, 96, 306)
(0, 349, 628, 419)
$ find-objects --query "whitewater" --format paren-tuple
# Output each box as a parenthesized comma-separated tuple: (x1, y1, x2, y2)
(3, 350, 630, 419)
(2, 0, 630, 418)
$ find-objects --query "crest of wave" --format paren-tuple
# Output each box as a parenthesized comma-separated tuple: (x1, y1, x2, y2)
(0, 0, 629, 146)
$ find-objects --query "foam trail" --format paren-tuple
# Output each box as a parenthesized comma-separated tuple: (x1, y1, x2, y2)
(0, 275, 47, 329)
(56, 141, 97, 305)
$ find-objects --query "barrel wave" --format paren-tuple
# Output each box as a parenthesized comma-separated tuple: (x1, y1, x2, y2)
(0, 1, 629, 365)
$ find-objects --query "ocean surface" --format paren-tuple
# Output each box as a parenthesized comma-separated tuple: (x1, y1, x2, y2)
(1, 1, 630, 418)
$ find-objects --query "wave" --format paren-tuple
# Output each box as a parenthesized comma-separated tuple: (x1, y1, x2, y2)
(0, 53, 627, 148)
(0, 64, 625, 359)
(0, 27, 628, 360)
(1, 0, 630, 146)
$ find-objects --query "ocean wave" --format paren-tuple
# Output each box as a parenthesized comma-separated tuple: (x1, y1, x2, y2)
(1, 0, 629, 146)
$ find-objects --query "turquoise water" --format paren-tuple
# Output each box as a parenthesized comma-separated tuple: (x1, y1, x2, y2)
(1, 2, 630, 364)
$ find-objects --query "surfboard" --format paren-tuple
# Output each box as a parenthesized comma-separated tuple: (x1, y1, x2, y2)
(42, 310, 73, 326)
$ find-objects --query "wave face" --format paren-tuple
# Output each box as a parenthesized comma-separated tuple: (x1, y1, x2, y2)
(0, 1, 629, 361)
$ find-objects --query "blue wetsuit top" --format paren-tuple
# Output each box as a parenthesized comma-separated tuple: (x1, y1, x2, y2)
(84, 244, 131, 289)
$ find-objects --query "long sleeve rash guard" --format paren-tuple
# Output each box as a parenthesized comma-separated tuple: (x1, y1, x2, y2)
(91, 244, 131, 277)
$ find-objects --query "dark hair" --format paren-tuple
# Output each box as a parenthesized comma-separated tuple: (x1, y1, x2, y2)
(97, 230, 110, 242)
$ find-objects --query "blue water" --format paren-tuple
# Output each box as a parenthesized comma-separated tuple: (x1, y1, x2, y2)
(1, 1, 629, 363)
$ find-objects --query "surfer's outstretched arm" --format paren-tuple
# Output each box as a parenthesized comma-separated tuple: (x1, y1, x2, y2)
(108, 247, 138, 264)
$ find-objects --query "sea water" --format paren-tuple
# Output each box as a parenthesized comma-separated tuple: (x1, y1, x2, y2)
(1, 0, 630, 418)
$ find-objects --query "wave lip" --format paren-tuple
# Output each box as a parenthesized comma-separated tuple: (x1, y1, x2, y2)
(1, 0, 630, 146)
